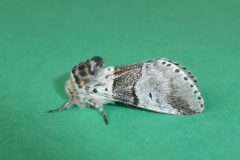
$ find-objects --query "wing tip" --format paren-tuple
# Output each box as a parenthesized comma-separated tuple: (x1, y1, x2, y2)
(181, 103, 205, 115)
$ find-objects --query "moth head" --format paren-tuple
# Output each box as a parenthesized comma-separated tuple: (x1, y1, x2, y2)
(70, 56, 104, 88)
(72, 56, 103, 76)
(64, 56, 104, 103)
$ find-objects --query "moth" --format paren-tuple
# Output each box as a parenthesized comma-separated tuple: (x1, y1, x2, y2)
(48, 56, 204, 124)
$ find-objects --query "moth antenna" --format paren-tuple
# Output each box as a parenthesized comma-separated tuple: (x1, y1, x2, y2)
(48, 97, 75, 113)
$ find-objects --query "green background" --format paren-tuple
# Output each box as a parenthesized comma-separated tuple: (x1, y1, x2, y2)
(0, 0, 239, 160)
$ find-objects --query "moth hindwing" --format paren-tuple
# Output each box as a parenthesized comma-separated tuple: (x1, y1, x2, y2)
(48, 56, 204, 124)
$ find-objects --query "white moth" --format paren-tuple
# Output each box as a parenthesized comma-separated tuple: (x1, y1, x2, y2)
(49, 56, 204, 124)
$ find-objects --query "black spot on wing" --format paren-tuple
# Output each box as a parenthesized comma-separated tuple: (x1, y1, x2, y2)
(149, 93, 152, 99)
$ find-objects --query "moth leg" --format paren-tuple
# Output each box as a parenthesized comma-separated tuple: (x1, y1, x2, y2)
(98, 106, 108, 124)
(87, 100, 108, 124)
(48, 97, 75, 113)
(90, 102, 108, 124)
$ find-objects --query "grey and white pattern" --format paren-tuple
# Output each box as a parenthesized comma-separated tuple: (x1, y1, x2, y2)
(48, 56, 204, 124)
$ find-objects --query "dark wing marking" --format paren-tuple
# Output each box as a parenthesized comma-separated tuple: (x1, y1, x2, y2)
(112, 63, 143, 105)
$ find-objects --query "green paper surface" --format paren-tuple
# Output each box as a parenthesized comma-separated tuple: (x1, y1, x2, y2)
(0, 0, 239, 160)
